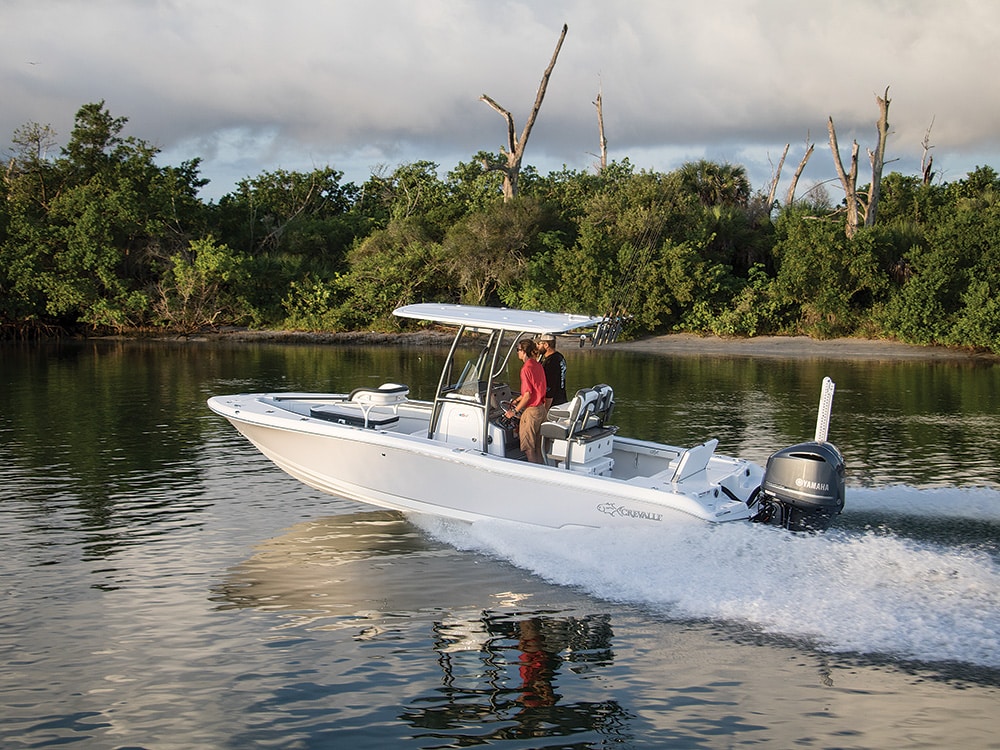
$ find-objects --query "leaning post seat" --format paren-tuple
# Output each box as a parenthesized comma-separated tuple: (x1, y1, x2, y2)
(540, 387, 617, 472)
(541, 388, 600, 441)
(591, 383, 615, 425)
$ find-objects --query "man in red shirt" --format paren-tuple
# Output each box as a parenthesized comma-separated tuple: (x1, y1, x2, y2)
(504, 339, 548, 463)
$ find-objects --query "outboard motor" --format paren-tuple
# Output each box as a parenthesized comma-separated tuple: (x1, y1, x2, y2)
(751, 377, 846, 531)
(755, 441, 845, 531)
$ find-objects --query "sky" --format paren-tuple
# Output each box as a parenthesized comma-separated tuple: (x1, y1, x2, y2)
(3, 0, 999, 202)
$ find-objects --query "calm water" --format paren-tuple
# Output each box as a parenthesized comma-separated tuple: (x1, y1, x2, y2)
(1, 338, 999, 749)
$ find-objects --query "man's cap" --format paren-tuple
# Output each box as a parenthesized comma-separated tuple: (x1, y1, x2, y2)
(537, 333, 556, 342)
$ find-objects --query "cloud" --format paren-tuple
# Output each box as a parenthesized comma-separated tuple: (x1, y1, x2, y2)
(3, 0, 999, 199)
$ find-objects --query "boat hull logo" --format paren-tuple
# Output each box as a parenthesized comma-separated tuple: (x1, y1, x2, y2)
(597, 502, 663, 522)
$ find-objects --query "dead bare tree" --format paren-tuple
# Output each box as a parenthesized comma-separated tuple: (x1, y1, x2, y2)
(766, 143, 789, 208)
(865, 87, 891, 228)
(828, 117, 861, 237)
(765, 136, 817, 210)
(480, 23, 568, 201)
(786, 140, 815, 206)
(921, 117, 936, 186)
(593, 86, 607, 173)
(828, 86, 891, 237)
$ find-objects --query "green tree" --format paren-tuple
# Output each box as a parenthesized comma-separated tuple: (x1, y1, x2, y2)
(211, 166, 365, 324)
(331, 218, 451, 329)
(216, 166, 361, 260)
(357, 161, 454, 229)
(879, 167, 1000, 350)
(633, 237, 736, 332)
(712, 263, 794, 336)
(1, 102, 214, 332)
(446, 155, 505, 214)
(6, 100, 1000, 347)
(546, 164, 714, 330)
(678, 160, 751, 208)
(153, 236, 249, 331)
(773, 211, 889, 337)
(875, 171, 947, 227)
(441, 198, 545, 306)
(1, 102, 209, 331)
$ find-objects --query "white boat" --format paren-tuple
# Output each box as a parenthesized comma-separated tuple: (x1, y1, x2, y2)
(208, 303, 846, 531)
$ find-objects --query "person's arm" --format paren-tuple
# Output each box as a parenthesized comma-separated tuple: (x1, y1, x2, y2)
(507, 388, 533, 416)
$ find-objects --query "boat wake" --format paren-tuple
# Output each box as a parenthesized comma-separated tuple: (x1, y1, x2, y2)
(414, 485, 1000, 670)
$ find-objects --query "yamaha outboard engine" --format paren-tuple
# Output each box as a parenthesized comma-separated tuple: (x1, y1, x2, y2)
(751, 377, 846, 531)
(755, 441, 845, 531)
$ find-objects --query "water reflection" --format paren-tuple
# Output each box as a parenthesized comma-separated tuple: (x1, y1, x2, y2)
(406, 611, 629, 746)
(0, 341, 223, 565)
(516, 617, 559, 708)
(214, 511, 632, 745)
(212, 510, 444, 624)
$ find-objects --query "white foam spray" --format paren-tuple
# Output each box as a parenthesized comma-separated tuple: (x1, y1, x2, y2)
(415, 485, 1000, 668)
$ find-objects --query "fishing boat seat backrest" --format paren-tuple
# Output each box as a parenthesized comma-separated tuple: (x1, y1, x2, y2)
(540, 388, 601, 441)
(591, 383, 615, 425)
(349, 383, 409, 406)
(338, 383, 410, 428)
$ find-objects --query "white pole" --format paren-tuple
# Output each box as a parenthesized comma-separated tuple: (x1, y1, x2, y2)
(814, 377, 835, 443)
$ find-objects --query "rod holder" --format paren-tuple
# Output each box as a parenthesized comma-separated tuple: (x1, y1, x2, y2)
(814, 376, 836, 443)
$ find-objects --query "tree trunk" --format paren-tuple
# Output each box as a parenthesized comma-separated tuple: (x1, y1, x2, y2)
(594, 88, 607, 173)
(865, 87, 891, 228)
(785, 142, 814, 206)
(829, 87, 891, 237)
(828, 116, 861, 238)
(766, 143, 789, 209)
(921, 117, 935, 186)
(480, 23, 568, 201)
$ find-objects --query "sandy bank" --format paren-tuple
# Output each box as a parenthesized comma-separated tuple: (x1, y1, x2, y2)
(169, 327, 996, 362)
(604, 333, 996, 361)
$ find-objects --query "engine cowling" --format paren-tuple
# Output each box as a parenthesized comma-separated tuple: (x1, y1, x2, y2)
(755, 441, 846, 531)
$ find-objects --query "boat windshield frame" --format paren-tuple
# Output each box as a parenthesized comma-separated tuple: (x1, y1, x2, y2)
(399, 304, 604, 449)
(428, 326, 514, 443)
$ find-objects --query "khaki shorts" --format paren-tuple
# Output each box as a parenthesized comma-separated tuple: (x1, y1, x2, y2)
(518, 405, 546, 455)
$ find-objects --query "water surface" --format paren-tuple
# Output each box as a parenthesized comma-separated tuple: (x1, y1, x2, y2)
(1, 339, 997, 748)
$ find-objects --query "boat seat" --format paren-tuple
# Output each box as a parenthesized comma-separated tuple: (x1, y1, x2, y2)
(591, 383, 615, 425)
(312, 383, 410, 428)
(540, 388, 601, 441)
(349, 383, 409, 406)
(309, 404, 399, 428)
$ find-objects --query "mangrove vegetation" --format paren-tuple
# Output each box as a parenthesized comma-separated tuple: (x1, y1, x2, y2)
(3, 101, 1000, 353)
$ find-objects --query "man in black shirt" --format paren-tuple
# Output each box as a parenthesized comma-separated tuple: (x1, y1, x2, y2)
(536, 333, 567, 409)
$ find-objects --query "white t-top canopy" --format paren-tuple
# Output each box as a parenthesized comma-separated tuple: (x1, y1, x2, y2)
(394, 303, 604, 334)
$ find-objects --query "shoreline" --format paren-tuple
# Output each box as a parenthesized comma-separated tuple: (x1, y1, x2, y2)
(146, 328, 997, 362)
(603, 332, 996, 361)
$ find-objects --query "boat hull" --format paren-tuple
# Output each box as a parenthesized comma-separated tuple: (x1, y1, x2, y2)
(209, 394, 759, 529)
